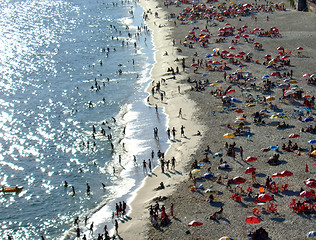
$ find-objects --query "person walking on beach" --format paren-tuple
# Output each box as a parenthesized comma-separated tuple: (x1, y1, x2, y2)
(115, 219, 119, 235)
(180, 125, 185, 137)
(240, 146, 244, 160)
(178, 108, 183, 118)
(167, 128, 171, 139)
(171, 157, 176, 169)
(143, 160, 148, 174)
(170, 202, 174, 217)
(172, 127, 176, 140)
(148, 159, 152, 172)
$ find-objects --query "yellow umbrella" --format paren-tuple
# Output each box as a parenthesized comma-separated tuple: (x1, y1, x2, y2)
(266, 96, 275, 101)
(191, 169, 200, 174)
(223, 133, 235, 138)
(209, 83, 218, 86)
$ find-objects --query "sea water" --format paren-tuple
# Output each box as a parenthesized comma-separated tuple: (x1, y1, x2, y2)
(0, 0, 168, 239)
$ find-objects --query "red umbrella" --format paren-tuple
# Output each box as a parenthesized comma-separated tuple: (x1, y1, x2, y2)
(277, 46, 284, 51)
(191, 64, 199, 67)
(253, 42, 260, 45)
(258, 193, 273, 202)
(229, 46, 236, 50)
(188, 220, 203, 227)
(289, 133, 300, 138)
(235, 55, 242, 58)
(234, 35, 240, 39)
(222, 50, 229, 54)
(297, 47, 304, 51)
(281, 56, 289, 60)
(245, 167, 256, 174)
(235, 109, 243, 113)
(272, 172, 283, 177)
(189, 31, 195, 35)
(264, 54, 271, 59)
(239, 51, 246, 56)
(242, 25, 248, 29)
(227, 53, 235, 58)
(245, 216, 261, 224)
(270, 72, 278, 77)
(233, 176, 246, 184)
(280, 170, 293, 177)
(300, 190, 315, 198)
(243, 34, 249, 38)
(245, 156, 258, 162)
(304, 179, 316, 188)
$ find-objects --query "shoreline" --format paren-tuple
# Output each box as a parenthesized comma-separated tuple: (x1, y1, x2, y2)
(119, 0, 316, 239)
(118, 0, 206, 238)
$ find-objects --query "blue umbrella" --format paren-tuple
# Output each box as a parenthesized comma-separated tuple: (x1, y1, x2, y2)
(205, 54, 213, 58)
(306, 231, 316, 238)
(303, 117, 314, 122)
(266, 64, 273, 68)
(308, 140, 316, 144)
(204, 173, 214, 179)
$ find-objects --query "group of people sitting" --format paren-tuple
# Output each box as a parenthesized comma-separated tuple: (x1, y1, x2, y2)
(281, 140, 302, 152)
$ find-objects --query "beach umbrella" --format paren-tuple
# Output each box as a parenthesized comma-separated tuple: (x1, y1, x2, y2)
(239, 51, 246, 56)
(245, 167, 256, 174)
(191, 169, 200, 174)
(281, 55, 289, 60)
(297, 47, 304, 51)
(242, 34, 249, 38)
(245, 156, 258, 162)
(304, 179, 316, 188)
(213, 48, 220, 52)
(234, 35, 240, 39)
(264, 54, 271, 59)
(266, 96, 275, 101)
(306, 231, 316, 238)
(191, 64, 199, 67)
(277, 46, 284, 51)
(222, 50, 229, 54)
(229, 46, 235, 50)
(204, 173, 214, 179)
(284, 89, 295, 96)
(303, 117, 314, 122)
(233, 176, 246, 184)
(253, 42, 260, 45)
(188, 220, 203, 227)
(289, 133, 300, 138)
(219, 237, 234, 240)
(280, 170, 293, 177)
(223, 133, 235, 138)
(189, 31, 195, 35)
(235, 109, 243, 113)
(303, 73, 311, 78)
(258, 193, 273, 202)
(218, 163, 230, 169)
(213, 152, 223, 158)
(245, 216, 261, 224)
(269, 146, 279, 150)
(311, 150, 316, 156)
(227, 53, 235, 58)
(270, 72, 278, 77)
(308, 140, 316, 144)
(242, 25, 248, 29)
(300, 190, 315, 198)
(303, 95, 311, 99)
(272, 172, 283, 177)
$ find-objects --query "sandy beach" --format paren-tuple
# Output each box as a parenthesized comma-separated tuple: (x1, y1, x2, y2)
(119, 0, 316, 239)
